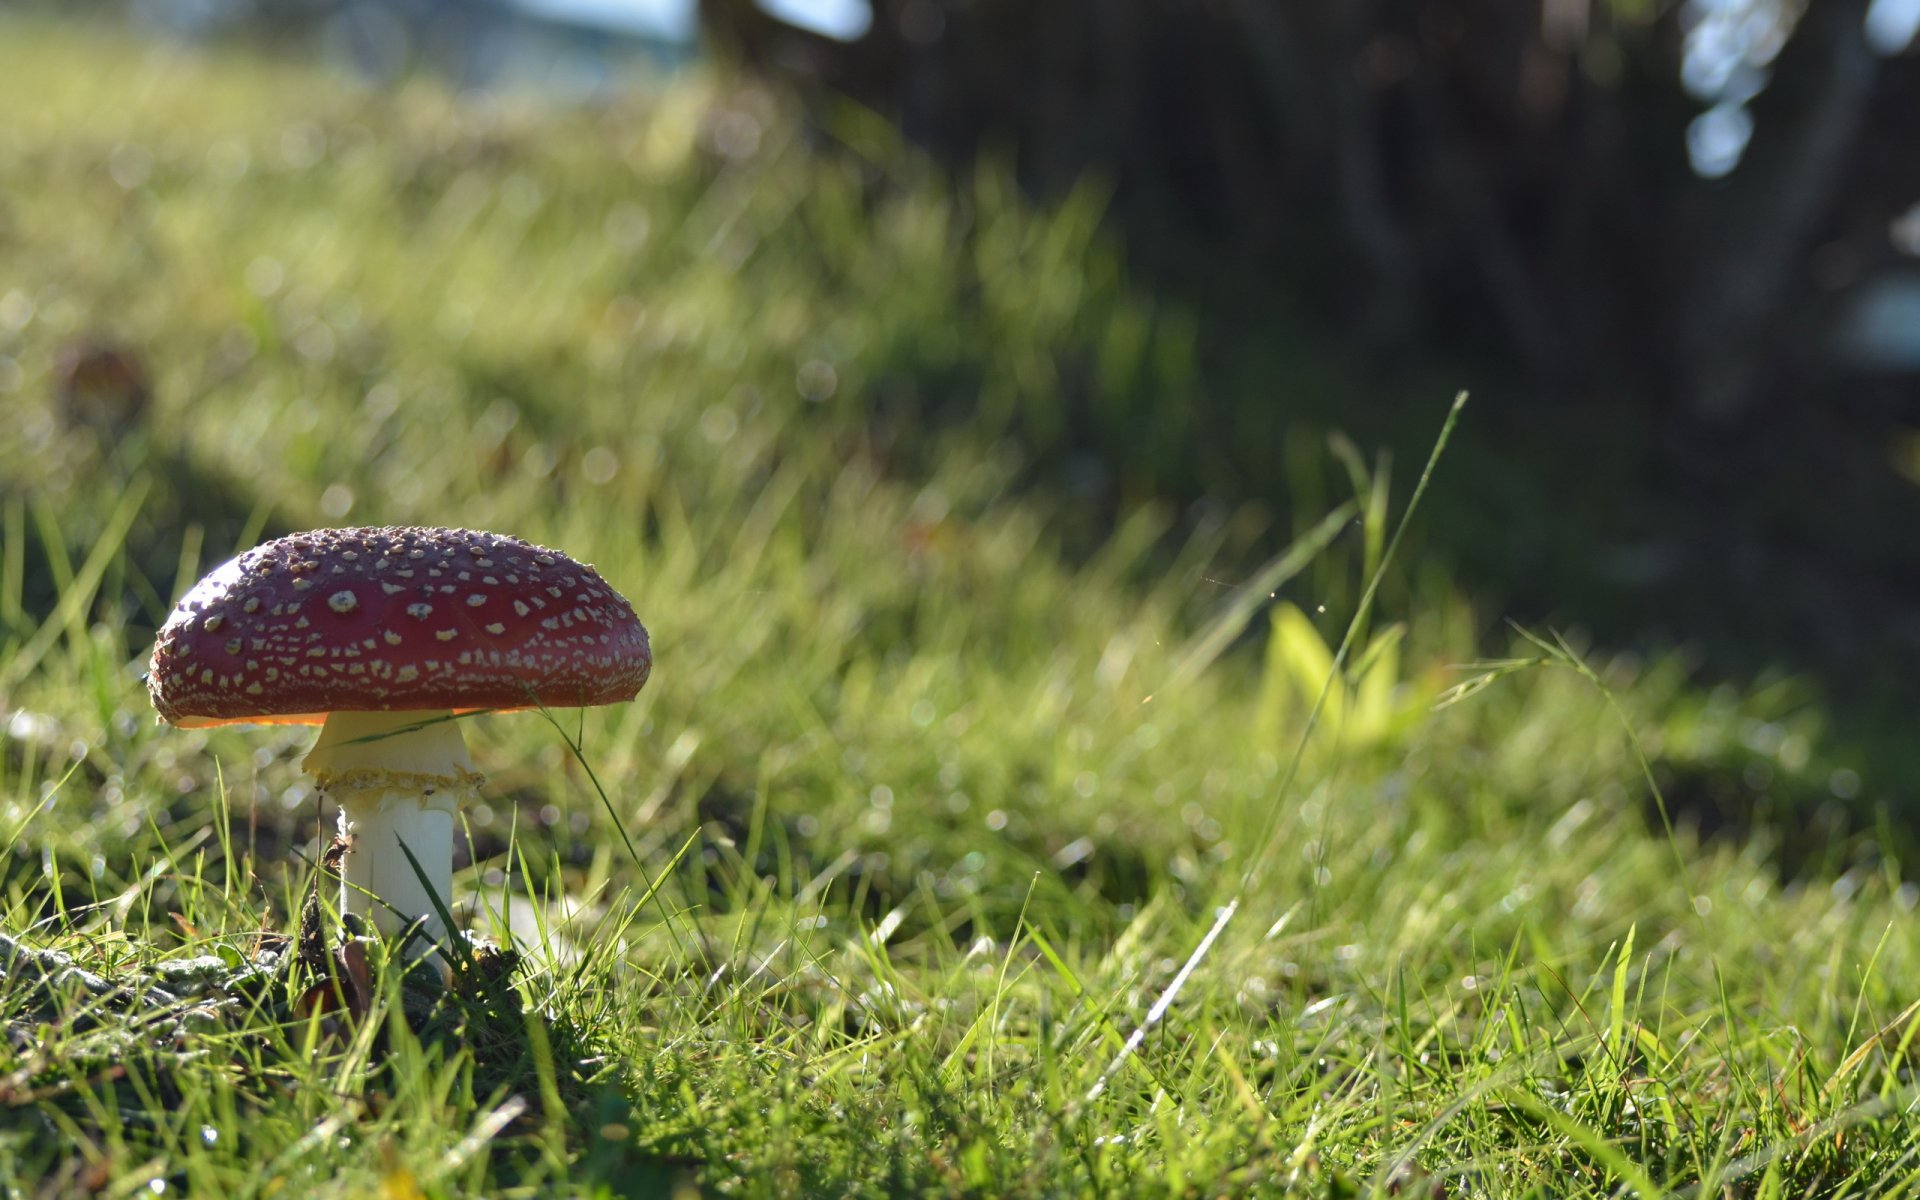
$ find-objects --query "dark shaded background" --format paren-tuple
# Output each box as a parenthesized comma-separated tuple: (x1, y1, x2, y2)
(695, 0, 1920, 706)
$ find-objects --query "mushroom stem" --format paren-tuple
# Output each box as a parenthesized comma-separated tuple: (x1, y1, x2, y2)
(302, 710, 482, 948)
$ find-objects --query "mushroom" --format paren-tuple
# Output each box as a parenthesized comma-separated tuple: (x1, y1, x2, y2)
(147, 527, 650, 951)
(54, 338, 150, 441)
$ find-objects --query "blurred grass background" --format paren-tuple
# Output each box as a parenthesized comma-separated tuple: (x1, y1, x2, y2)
(4, 14, 1920, 1196)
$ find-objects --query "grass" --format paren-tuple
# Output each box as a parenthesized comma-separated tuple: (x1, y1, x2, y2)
(0, 16, 1917, 1197)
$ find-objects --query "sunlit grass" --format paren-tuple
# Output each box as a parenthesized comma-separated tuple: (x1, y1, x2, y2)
(0, 16, 1915, 1197)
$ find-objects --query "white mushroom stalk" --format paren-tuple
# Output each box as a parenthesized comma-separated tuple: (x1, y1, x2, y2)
(302, 710, 481, 946)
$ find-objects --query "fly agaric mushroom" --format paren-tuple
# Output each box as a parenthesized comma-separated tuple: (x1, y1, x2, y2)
(148, 527, 650, 950)
(54, 339, 150, 440)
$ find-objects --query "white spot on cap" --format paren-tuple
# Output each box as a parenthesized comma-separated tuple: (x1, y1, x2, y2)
(436, 629, 457, 642)
(396, 664, 419, 681)
(383, 630, 402, 645)
(466, 594, 487, 607)
(484, 622, 505, 635)
(203, 614, 224, 632)
(407, 603, 433, 619)
(328, 590, 359, 614)
(242, 597, 261, 614)
(513, 600, 530, 616)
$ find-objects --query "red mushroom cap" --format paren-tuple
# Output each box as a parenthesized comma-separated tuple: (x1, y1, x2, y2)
(148, 527, 651, 727)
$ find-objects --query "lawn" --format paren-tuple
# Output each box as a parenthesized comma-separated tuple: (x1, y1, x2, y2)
(1, 18, 1917, 1197)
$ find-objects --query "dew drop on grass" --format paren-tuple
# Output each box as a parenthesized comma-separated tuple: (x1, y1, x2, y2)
(201, 1126, 218, 1145)
(796, 360, 838, 403)
(699, 405, 738, 444)
(295, 323, 335, 364)
(244, 257, 284, 298)
(205, 139, 249, 181)
(109, 143, 151, 189)
(604, 203, 650, 250)
(582, 446, 619, 484)
(0, 290, 34, 332)
(362, 381, 401, 420)
(280, 122, 325, 169)
(319, 483, 354, 518)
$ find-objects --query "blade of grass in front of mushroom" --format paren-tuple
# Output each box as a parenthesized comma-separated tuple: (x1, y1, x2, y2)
(394, 838, 478, 976)
(326, 708, 499, 748)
